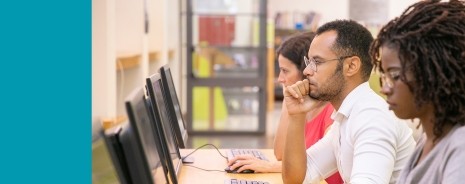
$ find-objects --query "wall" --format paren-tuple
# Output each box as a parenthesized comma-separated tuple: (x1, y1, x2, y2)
(388, 0, 419, 20)
(268, 0, 419, 27)
(268, 0, 349, 26)
(92, 0, 116, 135)
(148, 0, 182, 107)
(92, 0, 180, 137)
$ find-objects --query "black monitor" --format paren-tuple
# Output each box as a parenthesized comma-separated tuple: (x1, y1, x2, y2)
(124, 87, 172, 184)
(93, 127, 130, 184)
(159, 65, 188, 148)
(145, 94, 181, 184)
(146, 73, 184, 177)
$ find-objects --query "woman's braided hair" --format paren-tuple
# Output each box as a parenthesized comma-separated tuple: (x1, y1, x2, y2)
(370, 0, 465, 139)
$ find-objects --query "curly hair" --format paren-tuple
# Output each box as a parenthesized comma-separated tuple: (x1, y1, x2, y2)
(370, 0, 465, 139)
(276, 31, 316, 77)
(317, 20, 374, 81)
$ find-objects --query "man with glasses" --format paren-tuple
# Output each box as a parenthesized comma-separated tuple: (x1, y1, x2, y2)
(282, 20, 415, 184)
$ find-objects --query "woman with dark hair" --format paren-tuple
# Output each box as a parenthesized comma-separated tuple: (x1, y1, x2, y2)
(370, 0, 465, 183)
(228, 31, 343, 183)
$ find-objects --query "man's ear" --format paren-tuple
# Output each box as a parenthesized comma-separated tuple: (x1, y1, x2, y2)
(344, 56, 361, 77)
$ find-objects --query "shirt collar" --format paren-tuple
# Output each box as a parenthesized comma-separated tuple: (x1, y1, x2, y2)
(331, 82, 371, 121)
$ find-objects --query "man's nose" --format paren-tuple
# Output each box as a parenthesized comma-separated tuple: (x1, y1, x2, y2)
(303, 66, 314, 76)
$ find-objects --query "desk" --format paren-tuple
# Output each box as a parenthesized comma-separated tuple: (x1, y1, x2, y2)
(178, 149, 283, 183)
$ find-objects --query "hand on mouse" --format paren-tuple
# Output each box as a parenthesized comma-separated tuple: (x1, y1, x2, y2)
(227, 154, 281, 173)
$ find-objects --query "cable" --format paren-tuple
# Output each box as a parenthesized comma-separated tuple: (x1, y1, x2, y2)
(180, 143, 229, 173)
(184, 165, 227, 173)
(182, 143, 227, 161)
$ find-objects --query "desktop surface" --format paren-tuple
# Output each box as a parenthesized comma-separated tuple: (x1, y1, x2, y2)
(178, 149, 283, 184)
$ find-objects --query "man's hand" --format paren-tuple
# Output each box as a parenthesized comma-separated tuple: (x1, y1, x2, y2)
(283, 79, 319, 115)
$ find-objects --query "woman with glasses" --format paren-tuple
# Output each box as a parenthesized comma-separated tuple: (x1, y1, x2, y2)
(370, 0, 465, 183)
(227, 31, 343, 183)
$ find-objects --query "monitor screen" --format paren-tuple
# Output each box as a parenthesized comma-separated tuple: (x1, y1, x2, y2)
(146, 73, 182, 181)
(124, 87, 171, 184)
(159, 65, 188, 148)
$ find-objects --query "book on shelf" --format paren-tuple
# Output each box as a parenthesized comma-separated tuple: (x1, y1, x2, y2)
(274, 11, 321, 31)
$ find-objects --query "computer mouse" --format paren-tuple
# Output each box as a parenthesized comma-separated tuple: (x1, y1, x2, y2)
(224, 166, 255, 174)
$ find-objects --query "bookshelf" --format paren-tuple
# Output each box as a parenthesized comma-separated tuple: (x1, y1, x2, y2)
(182, 0, 268, 134)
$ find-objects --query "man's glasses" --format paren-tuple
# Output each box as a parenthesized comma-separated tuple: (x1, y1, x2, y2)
(304, 55, 354, 72)
(380, 70, 401, 88)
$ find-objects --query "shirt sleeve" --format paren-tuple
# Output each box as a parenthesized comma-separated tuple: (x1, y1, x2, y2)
(303, 123, 338, 184)
(349, 108, 398, 184)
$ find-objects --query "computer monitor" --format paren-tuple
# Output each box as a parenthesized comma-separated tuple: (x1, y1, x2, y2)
(159, 65, 188, 148)
(124, 87, 173, 184)
(93, 127, 130, 184)
(146, 73, 183, 176)
(145, 94, 181, 183)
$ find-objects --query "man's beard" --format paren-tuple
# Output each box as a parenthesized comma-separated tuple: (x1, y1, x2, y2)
(309, 63, 345, 101)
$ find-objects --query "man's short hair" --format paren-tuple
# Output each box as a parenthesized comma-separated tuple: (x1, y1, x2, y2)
(317, 20, 374, 81)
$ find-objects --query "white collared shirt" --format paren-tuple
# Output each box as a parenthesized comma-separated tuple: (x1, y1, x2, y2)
(303, 82, 415, 184)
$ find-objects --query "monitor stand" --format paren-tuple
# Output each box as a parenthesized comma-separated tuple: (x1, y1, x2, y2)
(182, 156, 195, 164)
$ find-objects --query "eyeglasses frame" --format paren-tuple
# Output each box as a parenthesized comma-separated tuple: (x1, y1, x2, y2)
(303, 55, 354, 72)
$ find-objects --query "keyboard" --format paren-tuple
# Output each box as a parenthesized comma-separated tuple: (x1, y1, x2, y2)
(226, 149, 268, 161)
(224, 179, 270, 184)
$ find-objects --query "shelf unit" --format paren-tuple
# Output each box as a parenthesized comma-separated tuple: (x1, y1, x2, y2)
(182, 0, 268, 134)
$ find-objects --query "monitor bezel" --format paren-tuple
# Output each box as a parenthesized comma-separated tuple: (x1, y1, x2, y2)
(124, 87, 171, 184)
(159, 65, 188, 148)
(146, 73, 182, 183)
(143, 95, 176, 184)
(97, 126, 131, 184)
(116, 122, 154, 184)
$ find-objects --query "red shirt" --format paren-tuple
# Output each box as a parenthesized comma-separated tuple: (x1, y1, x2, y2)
(304, 103, 343, 184)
